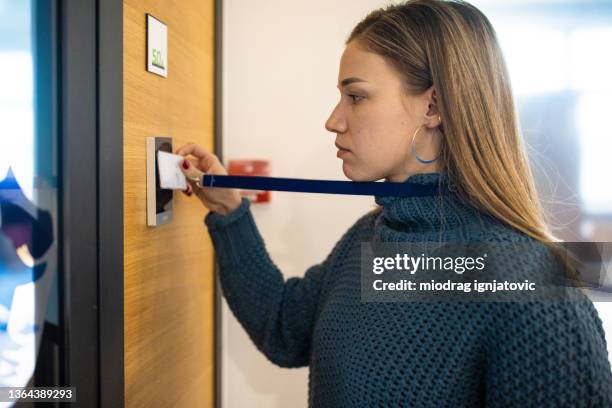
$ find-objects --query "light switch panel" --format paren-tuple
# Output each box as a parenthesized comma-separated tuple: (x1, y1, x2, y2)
(146, 136, 173, 226)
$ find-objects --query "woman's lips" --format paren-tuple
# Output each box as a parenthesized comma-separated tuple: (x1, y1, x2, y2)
(337, 148, 351, 158)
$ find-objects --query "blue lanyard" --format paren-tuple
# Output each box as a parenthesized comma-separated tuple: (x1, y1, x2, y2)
(199, 174, 449, 197)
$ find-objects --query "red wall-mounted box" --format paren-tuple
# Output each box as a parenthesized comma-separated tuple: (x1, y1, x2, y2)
(227, 159, 271, 203)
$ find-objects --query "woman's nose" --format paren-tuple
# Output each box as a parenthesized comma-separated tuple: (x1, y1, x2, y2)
(325, 105, 347, 134)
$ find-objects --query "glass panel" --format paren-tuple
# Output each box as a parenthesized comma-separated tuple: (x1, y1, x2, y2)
(0, 0, 59, 401)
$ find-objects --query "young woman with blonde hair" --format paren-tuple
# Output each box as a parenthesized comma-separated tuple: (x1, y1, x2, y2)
(178, 0, 612, 405)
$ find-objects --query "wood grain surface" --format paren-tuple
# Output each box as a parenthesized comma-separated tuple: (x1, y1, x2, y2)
(124, 0, 216, 406)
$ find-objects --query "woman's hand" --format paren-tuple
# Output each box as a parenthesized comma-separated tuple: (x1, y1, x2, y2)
(175, 143, 243, 215)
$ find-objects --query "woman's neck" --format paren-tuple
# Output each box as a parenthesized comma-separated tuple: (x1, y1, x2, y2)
(385, 162, 442, 183)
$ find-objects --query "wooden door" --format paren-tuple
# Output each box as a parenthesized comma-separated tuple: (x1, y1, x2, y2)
(123, 0, 216, 406)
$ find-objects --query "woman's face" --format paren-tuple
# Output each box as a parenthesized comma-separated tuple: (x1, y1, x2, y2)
(325, 40, 441, 182)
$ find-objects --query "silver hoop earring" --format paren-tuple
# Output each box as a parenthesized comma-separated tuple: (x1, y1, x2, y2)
(411, 125, 441, 164)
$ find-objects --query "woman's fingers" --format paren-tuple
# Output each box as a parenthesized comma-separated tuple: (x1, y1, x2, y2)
(175, 143, 237, 213)
(181, 183, 193, 197)
(179, 158, 205, 183)
(176, 142, 208, 157)
(175, 143, 219, 171)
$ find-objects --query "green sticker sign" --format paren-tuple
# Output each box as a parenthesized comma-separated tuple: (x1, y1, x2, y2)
(152, 49, 165, 70)
(147, 14, 168, 77)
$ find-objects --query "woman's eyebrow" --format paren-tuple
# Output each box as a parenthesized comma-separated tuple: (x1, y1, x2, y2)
(338, 77, 368, 88)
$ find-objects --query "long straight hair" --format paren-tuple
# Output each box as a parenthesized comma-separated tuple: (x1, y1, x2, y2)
(347, 0, 557, 244)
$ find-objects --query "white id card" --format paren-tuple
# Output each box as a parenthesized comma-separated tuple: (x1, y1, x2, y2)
(157, 150, 188, 190)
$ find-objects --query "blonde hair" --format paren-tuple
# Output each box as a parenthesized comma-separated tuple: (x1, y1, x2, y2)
(348, 0, 558, 244)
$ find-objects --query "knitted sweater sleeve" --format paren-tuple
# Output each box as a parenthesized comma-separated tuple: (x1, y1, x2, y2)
(485, 296, 612, 407)
(204, 197, 349, 368)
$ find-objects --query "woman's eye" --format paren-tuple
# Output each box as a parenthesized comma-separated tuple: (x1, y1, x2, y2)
(348, 94, 364, 103)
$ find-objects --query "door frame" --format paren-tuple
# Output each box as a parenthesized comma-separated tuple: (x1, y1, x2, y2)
(59, 0, 123, 406)
(60, 0, 224, 407)
(213, 1, 223, 407)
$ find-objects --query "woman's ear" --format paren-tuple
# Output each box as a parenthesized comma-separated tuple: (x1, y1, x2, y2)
(424, 86, 441, 128)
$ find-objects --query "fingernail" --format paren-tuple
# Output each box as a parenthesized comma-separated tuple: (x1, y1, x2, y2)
(182, 159, 190, 169)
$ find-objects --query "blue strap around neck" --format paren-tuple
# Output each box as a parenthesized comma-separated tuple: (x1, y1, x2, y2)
(200, 174, 450, 197)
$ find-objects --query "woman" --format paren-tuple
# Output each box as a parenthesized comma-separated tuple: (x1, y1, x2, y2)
(177, 0, 612, 406)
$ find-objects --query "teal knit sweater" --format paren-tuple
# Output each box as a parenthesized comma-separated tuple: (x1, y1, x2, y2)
(204, 172, 612, 407)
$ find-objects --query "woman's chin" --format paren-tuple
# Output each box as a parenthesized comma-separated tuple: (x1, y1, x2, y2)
(341, 163, 372, 182)
(341, 162, 355, 180)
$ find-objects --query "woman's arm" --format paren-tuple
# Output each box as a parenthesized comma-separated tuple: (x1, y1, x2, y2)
(174, 142, 362, 367)
(204, 197, 359, 368)
(485, 297, 612, 407)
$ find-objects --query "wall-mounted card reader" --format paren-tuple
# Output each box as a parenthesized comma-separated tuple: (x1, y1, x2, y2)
(146, 136, 174, 226)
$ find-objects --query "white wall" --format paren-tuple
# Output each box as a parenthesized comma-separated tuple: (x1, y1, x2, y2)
(221, 1, 391, 407)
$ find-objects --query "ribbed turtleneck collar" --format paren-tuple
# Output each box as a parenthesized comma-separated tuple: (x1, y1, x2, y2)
(373, 172, 486, 242)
